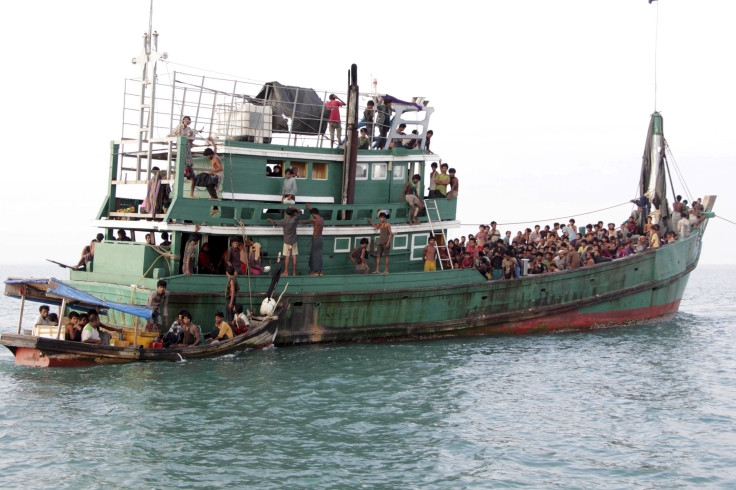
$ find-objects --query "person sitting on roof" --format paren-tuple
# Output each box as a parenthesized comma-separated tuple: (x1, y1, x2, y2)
(208, 312, 234, 344)
(35, 305, 54, 326)
(73, 245, 93, 271)
(390, 123, 408, 149)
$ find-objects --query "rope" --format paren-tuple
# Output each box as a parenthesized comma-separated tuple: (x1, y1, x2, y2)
(234, 217, 254, 311)
(665, 142, 694, 203)
(653, 0, 660, 111)
(129, 253, 166, 304)
(149, 245, 175, 275)
(461, 201, 631, 228)
(716, 215, 736, 227)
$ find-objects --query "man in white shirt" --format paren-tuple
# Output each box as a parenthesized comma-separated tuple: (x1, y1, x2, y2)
(34, 305, 54, 326)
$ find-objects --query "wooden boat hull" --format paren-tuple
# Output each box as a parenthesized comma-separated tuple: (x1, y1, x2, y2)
(1, 315, 279, 367)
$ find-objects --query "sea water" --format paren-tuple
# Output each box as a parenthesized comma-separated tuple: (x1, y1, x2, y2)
(0, 264, 734, 488)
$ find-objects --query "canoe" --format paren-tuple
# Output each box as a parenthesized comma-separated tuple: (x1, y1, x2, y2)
(1, 312, 281, 367)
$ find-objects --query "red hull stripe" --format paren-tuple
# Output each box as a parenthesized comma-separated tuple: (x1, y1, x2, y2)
(475, 300, 682, 335)
(14, 348, 94, 367)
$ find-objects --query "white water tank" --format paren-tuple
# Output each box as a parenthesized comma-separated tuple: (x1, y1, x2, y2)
(217, 103, 272, 142)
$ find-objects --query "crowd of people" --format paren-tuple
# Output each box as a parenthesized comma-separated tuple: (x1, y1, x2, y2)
(436, 196, 708, 280)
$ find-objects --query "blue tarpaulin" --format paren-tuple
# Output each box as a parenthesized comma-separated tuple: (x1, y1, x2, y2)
(4, 278, 153, 319)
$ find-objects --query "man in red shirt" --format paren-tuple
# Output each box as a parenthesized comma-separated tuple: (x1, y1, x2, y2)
(325, 94, 345, 148)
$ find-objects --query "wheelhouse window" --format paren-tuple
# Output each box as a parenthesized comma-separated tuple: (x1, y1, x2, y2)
(393, 164, 406, 180)
(312, 162, 328, 180)
(289, 161, 307, 179)
(267, 159, 284, 177)
(356, 163, 368, 180)
(372, 163, 388, 180)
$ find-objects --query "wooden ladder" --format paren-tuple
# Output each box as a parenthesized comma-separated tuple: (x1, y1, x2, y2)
(424, 200, 454, 270)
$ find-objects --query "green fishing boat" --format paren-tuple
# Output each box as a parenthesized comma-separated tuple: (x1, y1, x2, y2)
(3, 28, 716, 350)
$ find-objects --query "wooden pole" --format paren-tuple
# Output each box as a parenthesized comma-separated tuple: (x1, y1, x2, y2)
(16, 289, 26, 334)
(55, 299, 67, 340)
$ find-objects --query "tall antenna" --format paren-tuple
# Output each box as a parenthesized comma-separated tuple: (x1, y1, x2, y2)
(148, 0, 154, 43)
(653, 0, 660, 111)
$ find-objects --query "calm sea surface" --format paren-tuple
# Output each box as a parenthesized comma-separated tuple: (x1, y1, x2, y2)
(0, 264, 735, 489)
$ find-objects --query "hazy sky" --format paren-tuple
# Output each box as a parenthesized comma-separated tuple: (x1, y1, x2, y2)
(2, 0, 734, 266)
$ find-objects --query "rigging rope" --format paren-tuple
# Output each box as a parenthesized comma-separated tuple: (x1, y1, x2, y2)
(716, 215, 736, 227)
(461, 201, 631, 228)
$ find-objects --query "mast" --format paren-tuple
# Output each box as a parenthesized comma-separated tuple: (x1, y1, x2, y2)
(638, 112, 670, 231)
(131, 0, 167, 181)
(342, 64, 359, 205)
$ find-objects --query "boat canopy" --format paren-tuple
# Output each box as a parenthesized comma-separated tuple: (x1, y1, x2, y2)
(254, 82, 329, 135)
(4, 278, 153, 319)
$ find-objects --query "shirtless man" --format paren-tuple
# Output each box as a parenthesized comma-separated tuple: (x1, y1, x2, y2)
(201, 136, 224, 216)
(423, 236, 438, 271)
(400, 174, 424, 225)
(367, 212, 392, 273)
(350, 238, 370, 274)
(301, 204, 324, 276)
(446, 168, 459, 200)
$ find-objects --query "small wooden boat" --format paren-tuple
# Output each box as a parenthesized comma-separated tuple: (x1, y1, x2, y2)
(1, 278, 284, 367)
(1, 317, 280, 367)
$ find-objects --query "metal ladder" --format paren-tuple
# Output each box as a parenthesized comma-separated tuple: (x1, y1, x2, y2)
(424, 200, 454, 270)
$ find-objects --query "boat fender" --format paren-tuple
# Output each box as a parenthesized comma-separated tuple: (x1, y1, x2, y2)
(261, 298, 277, 316)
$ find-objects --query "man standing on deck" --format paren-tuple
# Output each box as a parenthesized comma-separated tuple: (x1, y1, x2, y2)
(367, 213, 392, 274)
(146, 279, 169, 329)
(423, 236, 438, 271)
(446, 168, 459, 200)
(226, 238, 243, 274)
(376, 97, 393, 149)
(203, 136, 224, 217)
(268, 207, 301, 276)
(183, 231, 201, 277)
(325, 94, 345, 149)
(427, 162, 439, 198)
(301, 204, 324, 276)
(434, 163, 450, 197)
